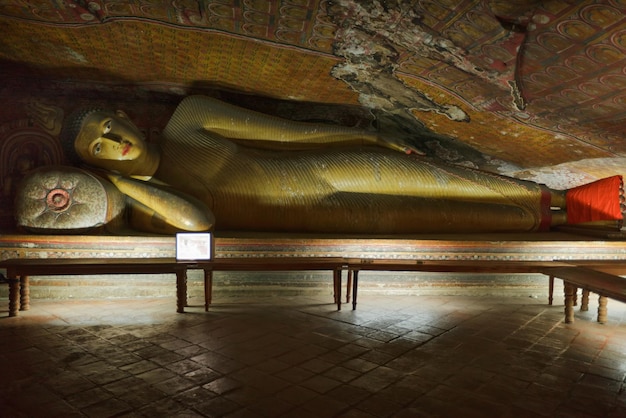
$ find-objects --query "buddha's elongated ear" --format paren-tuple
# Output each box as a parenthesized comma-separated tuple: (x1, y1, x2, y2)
(115, 110, 130, 119)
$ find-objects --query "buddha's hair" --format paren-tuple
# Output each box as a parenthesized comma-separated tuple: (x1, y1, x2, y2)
(59, 107, 107, 165)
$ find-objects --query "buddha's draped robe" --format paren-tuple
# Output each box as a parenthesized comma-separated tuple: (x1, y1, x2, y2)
(155, 96, 549, 233)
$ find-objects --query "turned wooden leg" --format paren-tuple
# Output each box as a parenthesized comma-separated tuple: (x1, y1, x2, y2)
(346, 270, 353, 304)
(352, 270, 359, 311)
(19, 275, 30, 311)
(580, 289, 590, 312)
(204, 269, 213, 312)
(572, 286, 578, 306)
(564, 282, 575, 323)
(176, 269, 188, 313)
(597, 295, 608, 324)
(8, 276, 20, 317)
(334, 269, 342, 311)
(548, 275, 554, 305)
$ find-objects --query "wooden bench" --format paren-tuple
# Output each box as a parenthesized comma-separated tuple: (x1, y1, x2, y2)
(344, 259, 570, 310)
(542, 262, 626, 323)
(198, 258, 346, 311)
(0, 257, 346, 317)
(343, 259, 626, 323)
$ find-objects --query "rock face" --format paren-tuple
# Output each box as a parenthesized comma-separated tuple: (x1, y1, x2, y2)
(325, 0, 530, 169)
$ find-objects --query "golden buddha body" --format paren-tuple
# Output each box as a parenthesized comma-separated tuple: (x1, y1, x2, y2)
(53, 95, 619, 235)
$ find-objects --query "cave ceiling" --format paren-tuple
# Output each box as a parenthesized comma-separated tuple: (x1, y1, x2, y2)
(1, 0, 625, 189)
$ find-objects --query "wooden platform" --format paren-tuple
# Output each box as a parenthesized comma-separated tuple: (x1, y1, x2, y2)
(3, 231, 626, 261)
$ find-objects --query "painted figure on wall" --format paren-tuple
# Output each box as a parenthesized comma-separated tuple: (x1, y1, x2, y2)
(15, 96, 624, 235)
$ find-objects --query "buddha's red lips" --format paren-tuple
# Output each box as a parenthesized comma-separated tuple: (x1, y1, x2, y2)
(122, 144, 131, 156)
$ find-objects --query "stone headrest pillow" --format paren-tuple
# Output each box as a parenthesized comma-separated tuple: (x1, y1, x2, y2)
(15, 166, 126, 233)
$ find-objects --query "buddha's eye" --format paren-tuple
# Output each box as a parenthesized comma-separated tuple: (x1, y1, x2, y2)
(93, 142, 102, 156)
(103, 120, 112, 134)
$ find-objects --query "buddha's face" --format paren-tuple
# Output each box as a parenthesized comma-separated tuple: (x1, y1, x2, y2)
(74, 110, 147, 168)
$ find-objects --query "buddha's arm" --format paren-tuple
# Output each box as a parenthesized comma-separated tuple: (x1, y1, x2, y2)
(107, 173, 214, 232)
(182, 96, 419, 153)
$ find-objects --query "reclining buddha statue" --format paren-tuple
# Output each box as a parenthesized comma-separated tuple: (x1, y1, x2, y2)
(15, 95, 624, 235)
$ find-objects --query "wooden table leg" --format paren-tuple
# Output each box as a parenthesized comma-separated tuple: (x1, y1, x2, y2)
(581, 289, 590, 312)
(176, 269, 188, 313)
(564, 282, 575, 323)
(548, 275, 554, 305)
(597, 295, 608, 324)
(352, 270, 359, 311)
(19, 275, 30, 311)
(8, 276, 19, 317)
(204, 269, 213, 312)
(346, 270, 352, 304)
(334, 269, 341, 311)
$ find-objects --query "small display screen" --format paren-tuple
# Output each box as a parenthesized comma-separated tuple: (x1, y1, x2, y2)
(176, 233, 213, 260)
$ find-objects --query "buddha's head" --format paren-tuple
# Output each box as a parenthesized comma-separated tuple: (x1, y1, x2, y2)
(62, 108, 159, 177)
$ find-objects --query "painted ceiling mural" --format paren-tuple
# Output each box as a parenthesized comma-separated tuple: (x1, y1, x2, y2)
(0, 0, 625, 229)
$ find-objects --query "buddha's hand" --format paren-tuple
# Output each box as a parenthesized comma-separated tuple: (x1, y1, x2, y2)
(377, 136, 425, 155)
(25, 100, 65, 136)
(105, 172, 123, 185)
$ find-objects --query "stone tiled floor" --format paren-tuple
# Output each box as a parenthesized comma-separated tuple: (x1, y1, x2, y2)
(1, 292, 626, 417)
